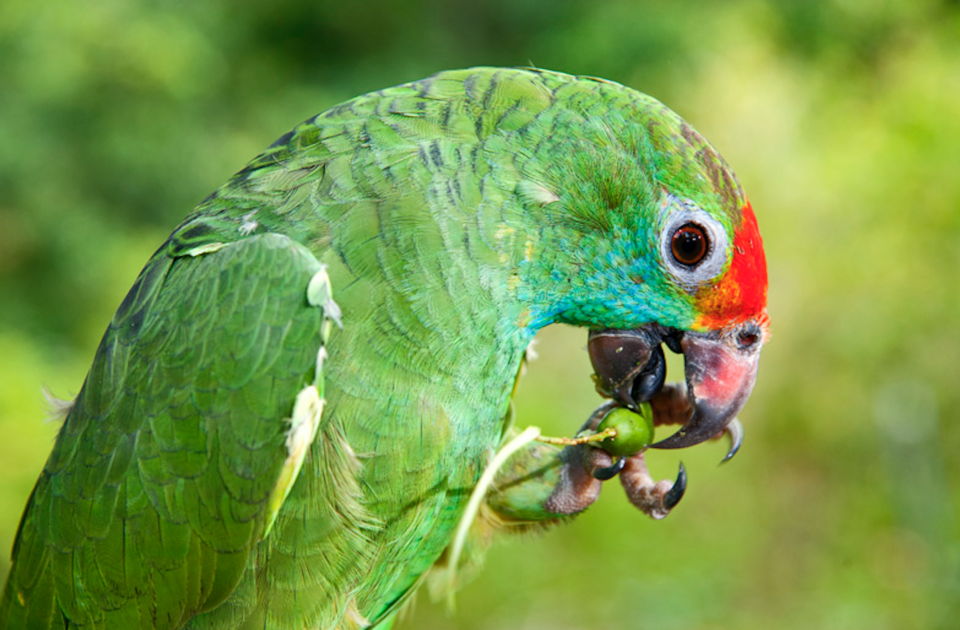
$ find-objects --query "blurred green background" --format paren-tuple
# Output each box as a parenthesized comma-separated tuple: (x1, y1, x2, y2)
(2, 0, 959, 628)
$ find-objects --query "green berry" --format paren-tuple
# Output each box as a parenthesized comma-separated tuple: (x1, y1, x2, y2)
(597, 404, 655, 456)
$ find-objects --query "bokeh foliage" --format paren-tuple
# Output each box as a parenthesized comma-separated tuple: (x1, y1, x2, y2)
(2, 1, 959, 628)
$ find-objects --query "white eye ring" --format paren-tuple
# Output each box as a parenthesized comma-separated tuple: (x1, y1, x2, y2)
(660, 202, 729, 290)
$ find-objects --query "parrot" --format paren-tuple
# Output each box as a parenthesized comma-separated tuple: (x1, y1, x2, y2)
(0, 66, 769, 630)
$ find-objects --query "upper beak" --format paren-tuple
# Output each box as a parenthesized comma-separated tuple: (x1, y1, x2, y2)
(588, 325, 762, 450)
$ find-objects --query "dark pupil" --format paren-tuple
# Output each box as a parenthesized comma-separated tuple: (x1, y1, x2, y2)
(671, 224, 708, 266)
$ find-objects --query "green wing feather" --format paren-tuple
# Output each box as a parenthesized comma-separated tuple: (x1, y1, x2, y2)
(0, 229, 330, 629)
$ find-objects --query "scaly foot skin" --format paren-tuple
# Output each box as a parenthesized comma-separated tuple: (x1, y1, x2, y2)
(648, 382, 694, 428)
(619, 453, 687, 520)
(542, 441, 613, 515)
(543, 402, 617, 515)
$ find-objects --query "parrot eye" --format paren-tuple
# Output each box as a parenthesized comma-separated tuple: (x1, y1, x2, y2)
(659, 200, 729, 289)
(670, 224, 708, 266)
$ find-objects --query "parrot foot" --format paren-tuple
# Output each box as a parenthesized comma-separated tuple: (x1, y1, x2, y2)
(540, 394, 704, 518)
(543, 440, 614, 515)
(619, 454, 687, 520)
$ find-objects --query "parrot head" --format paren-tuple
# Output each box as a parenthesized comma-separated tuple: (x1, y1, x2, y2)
(585, 198, 768, 451)
(514, 87, 769, 452)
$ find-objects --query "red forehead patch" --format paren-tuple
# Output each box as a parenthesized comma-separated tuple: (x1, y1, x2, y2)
(695, 202, 768, 329)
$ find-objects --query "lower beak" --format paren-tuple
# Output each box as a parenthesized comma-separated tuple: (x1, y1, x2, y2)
(588, 327, 762, 450)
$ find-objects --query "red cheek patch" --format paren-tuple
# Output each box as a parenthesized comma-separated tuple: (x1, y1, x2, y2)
(695, 202, 768, 329)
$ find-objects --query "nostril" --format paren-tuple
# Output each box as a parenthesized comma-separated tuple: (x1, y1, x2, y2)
(737, 330, 759, 349)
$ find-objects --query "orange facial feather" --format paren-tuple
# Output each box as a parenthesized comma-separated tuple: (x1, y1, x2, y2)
(695, 202, 768, 330)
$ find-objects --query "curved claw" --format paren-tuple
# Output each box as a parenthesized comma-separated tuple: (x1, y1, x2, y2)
(592, 456, 626, 480)
(662, 462, 687, 510)
(720, 418, 744, 465)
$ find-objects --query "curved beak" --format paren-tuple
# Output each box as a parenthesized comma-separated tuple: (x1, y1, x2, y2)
(588, 325, 763, 450)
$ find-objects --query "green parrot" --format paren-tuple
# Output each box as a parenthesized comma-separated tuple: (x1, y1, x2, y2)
(0, 67, 769, 629)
